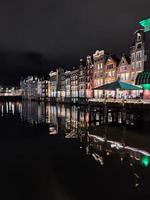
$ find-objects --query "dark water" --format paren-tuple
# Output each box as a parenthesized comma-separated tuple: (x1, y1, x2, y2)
(0, 101, 150, 199)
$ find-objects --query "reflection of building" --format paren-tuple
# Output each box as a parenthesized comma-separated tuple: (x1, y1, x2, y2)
(21, 101, 46, 123)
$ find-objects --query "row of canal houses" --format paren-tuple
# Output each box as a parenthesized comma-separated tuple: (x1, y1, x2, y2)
(20, 29, 146, 102)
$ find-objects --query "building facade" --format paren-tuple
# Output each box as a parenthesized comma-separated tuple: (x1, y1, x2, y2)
(70, 69, 79, 103)
(49, 71, 57, 98)
(37, 78, 49, 100)
(65, 71, 71, 102)
(57, 68, 65, 102)
(130, 29, 145, 84)
(86, 55, 94, 99)
(20, 76, 38, 100)
(93, 50, 106, 98)
(78, 59, 86, 102)
(117, 54, 131, 83)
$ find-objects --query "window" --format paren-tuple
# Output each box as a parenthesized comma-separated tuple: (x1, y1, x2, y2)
(136, 43, 142, 49)
(137, 33, 141, 41)
(107, 64, 113, 70)
(136, 61, 142, 70)
(126, 73, 129, 80)
(112, 71, 115, 77)
(136, 51, 142, 61)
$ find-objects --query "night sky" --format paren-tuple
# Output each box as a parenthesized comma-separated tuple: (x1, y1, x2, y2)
(0, 0, 150, 85)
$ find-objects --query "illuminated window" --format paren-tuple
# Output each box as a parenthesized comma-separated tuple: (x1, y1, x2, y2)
(136, 51, 142, 61)
(112, 71, 115, 77)
(137, 33, 141, 41)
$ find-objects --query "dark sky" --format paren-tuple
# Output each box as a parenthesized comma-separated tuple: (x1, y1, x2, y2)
(0, 0, 150, 85)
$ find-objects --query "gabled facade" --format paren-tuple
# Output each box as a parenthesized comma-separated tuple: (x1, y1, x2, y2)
(86, 55, 94, 99)
(78, 59, 86, 100)
(93, 50, 106, 98)
(104, 55, 119, 84)
(70, 69, 79, 103)
(130, 29, 145, 83)
(93, 50, 105, 88)
(117, 54, 132, 84)
(57, 68, 65, 101)
(49, 71, 57, 98)
(65, 71, 71, 102)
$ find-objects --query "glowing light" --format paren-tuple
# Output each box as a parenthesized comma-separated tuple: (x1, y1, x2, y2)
(139, 18, 150, 32)
(140, 156, 150, 167)
(142, 84, 150, 90)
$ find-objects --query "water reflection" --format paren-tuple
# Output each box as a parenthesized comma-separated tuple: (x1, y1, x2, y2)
(0, 101, 150, 190)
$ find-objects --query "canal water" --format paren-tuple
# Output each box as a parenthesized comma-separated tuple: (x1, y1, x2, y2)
(0, 101, 150, 199)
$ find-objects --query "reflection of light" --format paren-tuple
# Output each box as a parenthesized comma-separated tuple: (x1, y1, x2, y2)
(1, 105, 3, 116)
(140, 156, 150, 167)
(88, 134, 150, 167)
(92, 153, 104, 165)
(49, 126, 57, 135)
(49, 131, 57, 135)
(107, 140, 124, 149)
(125, 146, 150, 157)
(6, 102, 8, 113)
(12, 104, 15, 115)
(110, 144, 116, 148)
(88, 134, 105, 142)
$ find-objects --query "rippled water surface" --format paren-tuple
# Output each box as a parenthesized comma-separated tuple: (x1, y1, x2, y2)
(0, 101, 150, 199)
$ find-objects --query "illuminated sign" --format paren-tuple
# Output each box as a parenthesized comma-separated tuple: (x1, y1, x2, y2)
(142, 84, 150, 90)
(139, 18, 150, 32)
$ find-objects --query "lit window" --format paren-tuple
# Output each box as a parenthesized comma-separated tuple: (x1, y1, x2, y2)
(137, 33, 141, 41)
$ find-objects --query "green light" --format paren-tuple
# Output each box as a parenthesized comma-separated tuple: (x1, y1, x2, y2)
(142, 84, 150, 90)
(140, 156, 150, 167)
(139, 18, 150, 32)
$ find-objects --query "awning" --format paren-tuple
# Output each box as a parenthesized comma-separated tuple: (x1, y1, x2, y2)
(136, 72, 150, 85)
(94, 80, 141, 90)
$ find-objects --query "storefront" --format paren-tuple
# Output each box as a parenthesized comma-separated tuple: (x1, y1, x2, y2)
(136, 72, 150, 99)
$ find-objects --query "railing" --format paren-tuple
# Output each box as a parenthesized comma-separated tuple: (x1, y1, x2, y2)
(89, 98, 150, 104)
